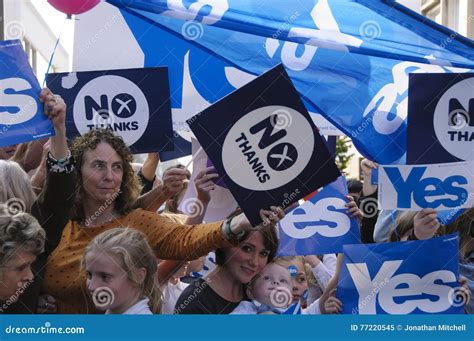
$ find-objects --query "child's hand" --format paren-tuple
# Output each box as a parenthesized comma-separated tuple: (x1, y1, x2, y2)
(194, 166, 219, 204)
(162, 167, 188, 196)
(346, 195, 363, 222)
(324, 289, 342, 314)
(303, 255, 320, 268)
(39, 88, 66, 134)
(37, 294, 57, 314)
(413, 208, 440, 240)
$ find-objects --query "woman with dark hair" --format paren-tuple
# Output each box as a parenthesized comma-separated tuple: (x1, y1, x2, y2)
(175, 208, 279, 314)
(40, 128, 284, 313)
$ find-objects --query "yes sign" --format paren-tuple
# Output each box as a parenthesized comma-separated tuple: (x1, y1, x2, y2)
(0, 40, 53, 147)
(378, 161, 474, 210)
(338, 234, 462, 314)
(278, 176, 360, 255)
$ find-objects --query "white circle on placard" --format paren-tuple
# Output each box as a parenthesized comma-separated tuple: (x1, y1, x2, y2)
(222, 105, 314, 190)
(433, 78, 474, 161)
(73, 75, 149, 146)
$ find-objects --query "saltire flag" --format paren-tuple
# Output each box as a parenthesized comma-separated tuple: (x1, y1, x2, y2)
(278, 176, 361, 255)
(99, 0, 474, 164)
(0, 40, 54, 147)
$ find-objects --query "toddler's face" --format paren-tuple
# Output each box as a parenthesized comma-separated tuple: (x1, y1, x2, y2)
(250, 263, 292, 308)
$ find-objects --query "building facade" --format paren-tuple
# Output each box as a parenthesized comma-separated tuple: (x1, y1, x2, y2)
(1, 0, 69, 84)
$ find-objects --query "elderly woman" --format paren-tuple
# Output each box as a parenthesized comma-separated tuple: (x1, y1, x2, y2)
(41, 128, 284, 313)
(0, 211, 45, 309)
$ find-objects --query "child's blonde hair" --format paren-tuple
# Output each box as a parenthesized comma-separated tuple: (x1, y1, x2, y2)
(84, 227, 162, 313)
(274, 256, 305, 269)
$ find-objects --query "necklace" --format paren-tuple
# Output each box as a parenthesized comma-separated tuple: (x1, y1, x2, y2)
(81, 211, 118, 227)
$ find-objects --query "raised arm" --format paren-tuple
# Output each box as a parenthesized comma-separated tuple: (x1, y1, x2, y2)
(134, 167, 188, 212)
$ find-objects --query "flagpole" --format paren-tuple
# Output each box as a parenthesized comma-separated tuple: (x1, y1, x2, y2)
(184, 146, 203, 170)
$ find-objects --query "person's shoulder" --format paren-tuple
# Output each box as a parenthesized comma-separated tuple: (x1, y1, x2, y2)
(230, 301, 257, 314)
(175, 278, 217, 314)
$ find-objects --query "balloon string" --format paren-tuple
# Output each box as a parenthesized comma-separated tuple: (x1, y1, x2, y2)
(43, 15, 68, 87)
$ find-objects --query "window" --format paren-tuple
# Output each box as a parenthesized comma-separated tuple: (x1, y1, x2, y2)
(422, 0, 441, 23)
(421, 0, 443, 24)
(21, 38, 52, 85)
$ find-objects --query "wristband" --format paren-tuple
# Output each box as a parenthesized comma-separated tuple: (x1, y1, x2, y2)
(47, 151, 74, 174)
(223, 217, 245, 240)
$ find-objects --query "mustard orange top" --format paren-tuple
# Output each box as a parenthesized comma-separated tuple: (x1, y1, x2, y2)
(42, 208, 232, 314)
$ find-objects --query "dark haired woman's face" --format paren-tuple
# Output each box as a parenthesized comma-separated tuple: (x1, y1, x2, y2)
(224, 231, 270, 284)
(81, 142, 123, 204)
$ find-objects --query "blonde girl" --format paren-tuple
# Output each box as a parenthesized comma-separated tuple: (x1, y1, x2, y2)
(83, 228, 161, 314)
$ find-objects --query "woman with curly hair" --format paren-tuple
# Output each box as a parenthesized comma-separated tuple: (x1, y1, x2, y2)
(41, 128, 284, 313)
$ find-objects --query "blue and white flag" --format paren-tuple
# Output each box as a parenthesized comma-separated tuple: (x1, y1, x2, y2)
(338, 234, 463, 314)
(47, 67, 174, 154)
(188, 64, 340, 225)
(0, 39, 54, 147)
(378, 161, 474, 210)
(278, 176, 360, 255)
(100, 0, 474, 164)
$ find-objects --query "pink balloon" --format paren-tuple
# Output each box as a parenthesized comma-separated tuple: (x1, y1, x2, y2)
(48, 0, 101, 15)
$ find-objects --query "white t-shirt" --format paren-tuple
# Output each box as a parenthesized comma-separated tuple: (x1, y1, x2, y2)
(106, 298, 153, 315)
(161, 280, 189, 314)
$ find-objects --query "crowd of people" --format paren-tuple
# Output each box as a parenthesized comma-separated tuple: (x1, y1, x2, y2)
(0, 88, 472, 315)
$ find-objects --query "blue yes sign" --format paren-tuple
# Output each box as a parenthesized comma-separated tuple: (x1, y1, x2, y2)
(278, 176, 360, 255)
(378, 161, 474, 210)
(338, 234, 463, 314)
(0, 40, 53, 147)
